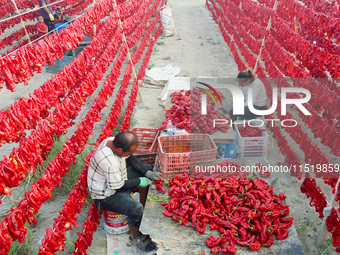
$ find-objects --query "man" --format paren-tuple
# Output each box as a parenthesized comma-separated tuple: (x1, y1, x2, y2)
(87, 131, 161, 253)
(39, 0, 55, 32)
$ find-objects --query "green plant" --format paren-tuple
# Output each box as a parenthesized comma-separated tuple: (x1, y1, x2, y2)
(154, 46, 159, 52)
(31, 134, 67, 184)
(318, 238, 333, 255)
(139, 105, 150, 110)
(198, 35, 202, 39)
(162, 56, 171, 60)
(147, 63, 155, 70)
(156, 41, 165, 46)
(201, 42, 204, 46)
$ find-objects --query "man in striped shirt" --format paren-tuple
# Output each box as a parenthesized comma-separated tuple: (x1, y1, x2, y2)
(87, 131, 161, 252)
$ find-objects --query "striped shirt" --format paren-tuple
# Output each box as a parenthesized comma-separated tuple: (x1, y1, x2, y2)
(87, 137, 128, 200)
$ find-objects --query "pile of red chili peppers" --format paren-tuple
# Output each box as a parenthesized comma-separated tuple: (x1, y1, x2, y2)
(158, 88, 230, 134)
(161, 173, 292, 254)
(237, 125, 265, 137)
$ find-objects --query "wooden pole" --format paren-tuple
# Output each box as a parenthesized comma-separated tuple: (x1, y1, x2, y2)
(113, 1, 143, 102)
(294, 18, 300, 64)
(11, 0, 31, 43)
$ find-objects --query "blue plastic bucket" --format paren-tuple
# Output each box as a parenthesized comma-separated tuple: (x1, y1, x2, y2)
(216, 140, 237, 159)
(55, 23, 69, 33)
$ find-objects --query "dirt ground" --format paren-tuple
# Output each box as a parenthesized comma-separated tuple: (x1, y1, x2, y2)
(0, 0, 339, 254)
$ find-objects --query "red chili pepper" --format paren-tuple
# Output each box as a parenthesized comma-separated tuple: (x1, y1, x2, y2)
(210, 246, 221, 255)
(276, 227, 289, 240)
(163, 210, 175, 217)
(206, 236, 222, 247)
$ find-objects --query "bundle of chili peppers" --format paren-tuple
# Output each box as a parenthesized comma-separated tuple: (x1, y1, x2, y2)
(237, 125, 265, 137)
(159, 88, 230, 134)
(161, 173, 292, 254)
(325, 207, 340, 252)
(300, 177, 327, 218)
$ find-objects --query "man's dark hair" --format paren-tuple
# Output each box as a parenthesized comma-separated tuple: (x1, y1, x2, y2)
(113, 131, 139, 152)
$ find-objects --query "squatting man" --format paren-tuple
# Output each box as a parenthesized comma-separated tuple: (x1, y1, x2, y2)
(87, 131, 161, 253)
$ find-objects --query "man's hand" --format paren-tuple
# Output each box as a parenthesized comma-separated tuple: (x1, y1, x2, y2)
(145, 171, 162, 181)
(49, 13, 54, 21)
(139, 177, 152, 188)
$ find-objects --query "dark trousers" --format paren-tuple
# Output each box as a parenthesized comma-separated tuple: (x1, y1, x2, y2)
(44, 19, 55, 33)
(229, 105, 266, 122)
(94, 164, 152, 228)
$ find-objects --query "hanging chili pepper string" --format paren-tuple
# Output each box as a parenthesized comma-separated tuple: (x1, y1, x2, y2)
(0, 24, 37, 49)
(120, 19, 163, 131)
(98, 2, 161, 144)
(62, 0, 94, 17)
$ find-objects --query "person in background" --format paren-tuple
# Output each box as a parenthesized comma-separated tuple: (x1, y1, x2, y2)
(224, 69, 267, 122)
(36, 15, 48, 38)
(54, 6, 63, 22)
(87, 131, 161, 253)
(39, 0, 55, 32)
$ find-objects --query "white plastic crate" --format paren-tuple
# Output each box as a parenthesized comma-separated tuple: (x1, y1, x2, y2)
(235, 124, 268, 158)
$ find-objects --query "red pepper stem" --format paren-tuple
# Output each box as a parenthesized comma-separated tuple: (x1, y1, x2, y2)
(228, 202, 241, 220)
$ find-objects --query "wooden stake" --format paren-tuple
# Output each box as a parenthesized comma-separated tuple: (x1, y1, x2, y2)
(11, 0, 31, 43)
(113, 1, 143, 102)
(93, 25, 97, 36)
(294, 18, 300, 64)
